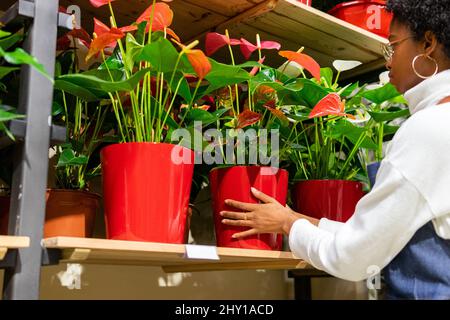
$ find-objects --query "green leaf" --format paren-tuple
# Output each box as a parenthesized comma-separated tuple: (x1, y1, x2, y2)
(52, 101, 64, 117)
(286, 78, 330, 108)
(0, 108, 25, 122)
(339, 82, 359, 98)
(0, 66, 19, 80)
(0, 33, 22, 51)
(368, 108, 410, 123)
(54, 79, 103, 101)
(125, 33, 144, 73)
(168, 71, 192, 102)
(184, 108, 230, 127)
(358, 83, 402, 104)
(137, 37, 185, 73)
(0, 47, 52, 81)
(320, 67, 333, 87)
(55, 68, 150, 100)
(0, 30, 11, 39)
(383, 124, 400, 136)
(98, 51, 124, 71)
(328, 120, 378, 150)
(204, 59, 250, 94)
(57, 148, 88, 167)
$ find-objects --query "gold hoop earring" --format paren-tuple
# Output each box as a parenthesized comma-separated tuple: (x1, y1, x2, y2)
(412, 54, 439, 79)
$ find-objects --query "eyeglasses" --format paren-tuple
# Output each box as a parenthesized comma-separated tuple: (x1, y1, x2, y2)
(381, 36, 414, 61)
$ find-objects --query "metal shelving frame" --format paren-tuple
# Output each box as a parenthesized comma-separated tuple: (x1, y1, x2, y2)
(0, 0, 71, 300)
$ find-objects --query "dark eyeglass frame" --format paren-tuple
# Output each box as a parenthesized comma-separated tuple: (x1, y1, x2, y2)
(381, 36, 414, 62)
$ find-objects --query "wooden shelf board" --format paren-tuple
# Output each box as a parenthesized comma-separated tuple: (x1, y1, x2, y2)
(1, 0, 387, 76)
(42, 237, 309, 273)
(0, 236, 30, 260)
(11, 0, 387, 75)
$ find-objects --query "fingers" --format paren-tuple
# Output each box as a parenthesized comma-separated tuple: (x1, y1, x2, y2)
(251, 187, 275, 204)
(220, 210, 252, 221)
(232, 228, 258, 239)
(225, 199, 258, 211)
(221, 218, 253, 227)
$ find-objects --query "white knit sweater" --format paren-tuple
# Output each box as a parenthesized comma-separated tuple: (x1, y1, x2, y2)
(289, 70, 450, 281)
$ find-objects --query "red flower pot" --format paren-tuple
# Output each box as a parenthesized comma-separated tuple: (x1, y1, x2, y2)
(0, 190, 100, 237)
(101, 143, 194, 243)
(328, 1, 393, 38)
(292, 180, 364, 222)
(210, 166, 288, 250)
(297, 0, 313, 5)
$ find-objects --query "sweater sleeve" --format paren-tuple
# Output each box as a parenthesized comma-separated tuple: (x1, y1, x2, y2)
(318, 218, 345, 234)
(288, 160, 434, 282)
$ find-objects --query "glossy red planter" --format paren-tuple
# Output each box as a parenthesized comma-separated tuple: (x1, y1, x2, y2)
(297, 0, 312, 5)
(101, 143, 194, 243)
(292, 180, 364, 222)
(328, 1, 392, 38)
(210, 166, 288, 250)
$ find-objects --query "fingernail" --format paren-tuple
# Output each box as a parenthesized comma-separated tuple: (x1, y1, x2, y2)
(220, 211, 224, 216)
(232, 234, 236, 238)
(251, 187, 257, 193)
(225, 199, 229, 204)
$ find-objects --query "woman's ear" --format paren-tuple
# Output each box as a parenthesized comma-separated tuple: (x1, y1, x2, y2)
(424, 31, 438, 56)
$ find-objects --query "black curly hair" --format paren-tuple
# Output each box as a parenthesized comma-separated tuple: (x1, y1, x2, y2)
(386, 0, 450, 58)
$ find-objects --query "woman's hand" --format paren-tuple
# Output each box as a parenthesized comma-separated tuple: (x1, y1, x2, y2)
(221, 187, 302, 239)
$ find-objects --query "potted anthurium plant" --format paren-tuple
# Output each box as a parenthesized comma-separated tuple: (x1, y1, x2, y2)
(286, 60, 380, 222)
(202, 32, 321, 250)
(48, 47, 109, 238)
(55, 0, 251, 244)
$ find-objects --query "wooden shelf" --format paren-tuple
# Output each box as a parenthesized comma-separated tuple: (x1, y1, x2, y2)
(52, 0, 387, 78)
(1, 0, 387, 77)
(0, 236, 30, 260)
(42, 237, 310, 273)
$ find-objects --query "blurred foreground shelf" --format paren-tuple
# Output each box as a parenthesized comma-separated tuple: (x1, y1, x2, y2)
(43, 236, 311, 273)
(0, 236, 30, 260)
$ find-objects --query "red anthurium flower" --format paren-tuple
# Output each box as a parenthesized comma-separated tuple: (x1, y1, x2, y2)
(89, 0, 116, 8)
(237, 110, 262, 129)
(174, 40, 212, 80)
(136, 2, 179, 41)
(186, 49, 212, 80)
(94, 18, 137, 48)
(279, 50, 321, 82)
(86, 28, 125, 61)
(205, 32, 241, 56)
(309, 93, 355, 119)
(68, 28, 92, 47)
(240, 37, 281, 60)
(57, 27, 92, 51)
(137, 2, 172, 30)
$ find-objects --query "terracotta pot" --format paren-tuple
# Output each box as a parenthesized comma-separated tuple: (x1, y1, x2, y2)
(101, 142, 195, 243)
(44, 189, 100, 238)
(292, 180, 364, 222)
(0, 190, 100, 237)
(328, 0, 392, 38)
(210, 166, 288, 250)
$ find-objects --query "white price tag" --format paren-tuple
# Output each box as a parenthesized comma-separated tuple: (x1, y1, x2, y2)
(185, 244, 220, 260)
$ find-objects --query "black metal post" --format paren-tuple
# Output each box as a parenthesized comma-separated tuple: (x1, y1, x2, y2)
(2, 0, 59, 300)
